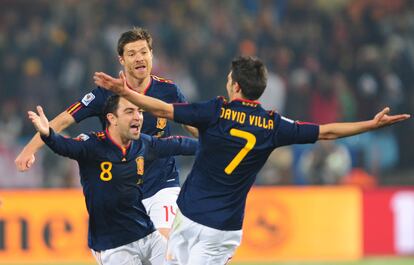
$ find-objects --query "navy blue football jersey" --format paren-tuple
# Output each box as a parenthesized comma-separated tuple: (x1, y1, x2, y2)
(41, 129, 197, 251)
(66, 76, 187, 198)
(173, 97, 319, 230)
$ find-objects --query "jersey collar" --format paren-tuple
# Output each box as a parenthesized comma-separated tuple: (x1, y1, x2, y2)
(105, 129, 131, 157)
(231, 98, 261, 105)
(126, 76, 152, 95)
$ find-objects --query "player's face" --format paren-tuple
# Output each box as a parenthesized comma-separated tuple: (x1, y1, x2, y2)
(115, 98, 144, 140)
(119, 40, 153, 81)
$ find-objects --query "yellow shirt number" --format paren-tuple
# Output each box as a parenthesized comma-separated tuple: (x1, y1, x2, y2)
(100, 161, 113, 181)
(224, 129, 256, 175)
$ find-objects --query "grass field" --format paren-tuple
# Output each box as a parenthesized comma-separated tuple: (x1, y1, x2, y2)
(3, 258, 414, 265)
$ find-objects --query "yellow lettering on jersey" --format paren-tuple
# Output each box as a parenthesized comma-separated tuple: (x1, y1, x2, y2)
(220, 108, 246, 125)
(258, 116, 263, 127)
(248, 115, 274, 130)
(242, 102, 258, 107)
(268, 119, 274, 129)
(136, 156, 144, 175)
(224, 108, 231, 120)
(249, 115, 255, 126)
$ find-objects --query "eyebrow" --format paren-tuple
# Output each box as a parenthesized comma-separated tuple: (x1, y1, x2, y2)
(126, 47, 148, 53)
(123, 107, 137, 112)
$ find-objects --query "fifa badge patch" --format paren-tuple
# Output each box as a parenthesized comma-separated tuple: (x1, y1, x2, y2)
(136, 156, 144, 175)
(156, 118, 167, 129)
(81, 92, 95, 106)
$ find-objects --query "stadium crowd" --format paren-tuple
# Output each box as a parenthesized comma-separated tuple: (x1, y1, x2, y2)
(1, 0, 413, 187)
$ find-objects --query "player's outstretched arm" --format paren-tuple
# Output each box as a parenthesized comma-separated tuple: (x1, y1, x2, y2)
(15, 111, 75, 171)
(319, 107, 410, 140)
(94, 71, 174, 120)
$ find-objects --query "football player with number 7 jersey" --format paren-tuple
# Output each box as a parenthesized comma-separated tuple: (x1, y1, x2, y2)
(94, 56, 410, 265)
(27, 95, 198, 265)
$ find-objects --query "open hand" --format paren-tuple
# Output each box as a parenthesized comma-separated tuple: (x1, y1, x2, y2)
(372, 107, 410, 128)
(28, 106, 50, 136)
(94, 71, 128, 96)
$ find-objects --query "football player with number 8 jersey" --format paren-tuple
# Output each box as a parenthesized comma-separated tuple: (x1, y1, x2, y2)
(28, 95, 198, 265)
(16, 28, 197, 239)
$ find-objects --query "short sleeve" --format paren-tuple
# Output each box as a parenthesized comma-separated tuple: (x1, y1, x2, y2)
(175, 84, 188, 103)
(275, 115, 319, 147)
(173, 97, 223, 130)
(66, 87, 112, 123)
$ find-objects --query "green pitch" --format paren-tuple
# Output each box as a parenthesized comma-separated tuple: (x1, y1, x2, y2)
(3, 258, 414, 265)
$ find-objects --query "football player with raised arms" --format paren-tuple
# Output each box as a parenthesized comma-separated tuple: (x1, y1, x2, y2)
(94, 55, 410, 265)
(16, 27, 197, 239)
(28, 95, 198, 265)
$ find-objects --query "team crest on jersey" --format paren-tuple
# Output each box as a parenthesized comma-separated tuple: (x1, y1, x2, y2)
(136, 156, 144, 175)
(74, 133, 90, 141)
(156, 118, 167, 129)
(81, 92, 95, 106)
(93, 131, 106, 140)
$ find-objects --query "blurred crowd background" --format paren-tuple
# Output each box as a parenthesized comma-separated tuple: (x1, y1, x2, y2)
(1, 0, 413, 188)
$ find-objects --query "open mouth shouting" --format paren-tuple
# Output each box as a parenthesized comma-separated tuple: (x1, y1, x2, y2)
(130, 123, 141, 134)
(134, 64, 147, 75)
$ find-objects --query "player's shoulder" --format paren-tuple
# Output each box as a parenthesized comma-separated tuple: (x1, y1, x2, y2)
(139, 133, 152, 142)
(151, 75, 176, 87)
(80, 131, 106, 142)
(266, 109, 278, 118)
(217, 96, 228, 104)
(79, 87, 112, 105)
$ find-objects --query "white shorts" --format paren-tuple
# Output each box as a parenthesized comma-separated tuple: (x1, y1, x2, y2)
(142, 187, 180, 229)
(91, 231, 166, 265)
(165, 210, 242, 265)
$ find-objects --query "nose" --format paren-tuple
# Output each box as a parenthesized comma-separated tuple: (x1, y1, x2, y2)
(134, 110, 143, 121)
(135, 53, 144, 62)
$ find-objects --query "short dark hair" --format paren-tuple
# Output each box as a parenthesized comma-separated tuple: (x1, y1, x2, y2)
(117, 27, 153, 56)
(103, 95, 121, 127)
(231, 56, 267, 100)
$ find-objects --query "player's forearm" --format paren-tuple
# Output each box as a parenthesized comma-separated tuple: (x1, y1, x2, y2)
(319, 120, 375, 140)
(156, 136, 198, 158)
(175, 137, 198, 156)
(41, 129, 85, 160)
(21, 132, 47, 154)
(49, 111, 75, 133)
(124, 89, 174, 120)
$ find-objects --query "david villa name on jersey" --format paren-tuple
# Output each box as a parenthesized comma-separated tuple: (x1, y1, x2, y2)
(220, 107, 274, 130)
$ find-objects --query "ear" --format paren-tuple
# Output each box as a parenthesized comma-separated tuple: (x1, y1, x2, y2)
(234, 82, 241, 93)
(118, 55, 125, 66)
(107, 113, 117, 126)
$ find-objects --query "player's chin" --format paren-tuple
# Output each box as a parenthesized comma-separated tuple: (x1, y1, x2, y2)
(133, 69, 148, 78)
(129, 130, 141, 140)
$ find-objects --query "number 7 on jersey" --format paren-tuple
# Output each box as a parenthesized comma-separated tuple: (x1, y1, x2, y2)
(224, 128, 256, 175)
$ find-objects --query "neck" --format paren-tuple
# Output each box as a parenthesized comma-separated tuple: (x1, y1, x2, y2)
(229, 91, 245, 101)
(126, 74, 151, 93)
(107, 127, 131, 148)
